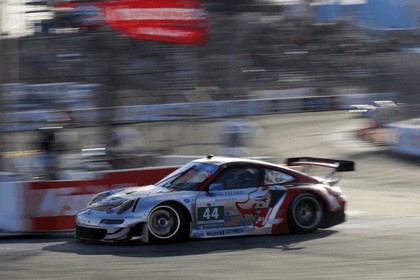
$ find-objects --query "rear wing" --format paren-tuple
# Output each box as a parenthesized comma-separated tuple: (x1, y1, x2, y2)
(286, 157, 354, 185)
(286, 157, 355, 172)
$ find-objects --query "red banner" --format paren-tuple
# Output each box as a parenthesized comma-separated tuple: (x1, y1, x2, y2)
(54, 0, 210, 45)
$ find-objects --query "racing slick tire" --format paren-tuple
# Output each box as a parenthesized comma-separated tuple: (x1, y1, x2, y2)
(288, 193, 324, 234)
(147, 203, 189, 244)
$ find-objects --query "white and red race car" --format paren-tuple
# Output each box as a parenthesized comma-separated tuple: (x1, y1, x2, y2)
(76, 155, 354, 244)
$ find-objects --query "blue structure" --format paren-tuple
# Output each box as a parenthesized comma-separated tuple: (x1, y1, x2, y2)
(312, 1, 365, 22)
(313, 0, 419, 30)
(361, 0, 419, 29)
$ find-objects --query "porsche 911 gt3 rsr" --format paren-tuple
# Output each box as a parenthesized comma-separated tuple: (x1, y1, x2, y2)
(75, 155, 354, 244)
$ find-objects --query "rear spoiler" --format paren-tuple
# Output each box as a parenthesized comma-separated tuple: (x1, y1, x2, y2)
(286, 157, 355, 172)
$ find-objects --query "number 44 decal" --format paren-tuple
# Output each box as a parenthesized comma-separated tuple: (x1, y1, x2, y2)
(197, 206, 224, 222)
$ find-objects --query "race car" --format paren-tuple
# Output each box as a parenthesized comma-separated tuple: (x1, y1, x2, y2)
(75, 155, 354, 244)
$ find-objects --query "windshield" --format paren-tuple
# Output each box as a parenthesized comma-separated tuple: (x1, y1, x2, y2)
(156, 162, 219, 191)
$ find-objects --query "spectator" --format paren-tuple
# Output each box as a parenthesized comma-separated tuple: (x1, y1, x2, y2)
(39, 126, 62, 180)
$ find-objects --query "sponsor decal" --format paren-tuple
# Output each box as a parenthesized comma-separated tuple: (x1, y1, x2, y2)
(224, 228, 245, 235)
(192, 232, 205, 238)
(26, 167, 175, 231)
(105, 8, 205, 21)
(198, 222, 224, 229)
(212, 190, 245, 197)
(196, 228, 245, 237)
(206, 230, 224, 237)
(28, 187, 103, 216)
(124, 215, 145, 220)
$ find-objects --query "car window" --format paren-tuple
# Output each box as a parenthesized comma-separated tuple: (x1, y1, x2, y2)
(156, 162, 219, 191)
(264, 168, 294, 185)
(213, 167, 260, 190)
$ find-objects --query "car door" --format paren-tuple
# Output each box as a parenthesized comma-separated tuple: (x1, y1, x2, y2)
(195, 165, 269, 237)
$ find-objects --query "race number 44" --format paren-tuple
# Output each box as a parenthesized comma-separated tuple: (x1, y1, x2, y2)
(198, 206, 224, 221)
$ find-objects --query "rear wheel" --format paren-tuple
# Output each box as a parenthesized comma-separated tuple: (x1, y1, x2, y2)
(288, 193, 324, 233)
(147, 204, 188, 244)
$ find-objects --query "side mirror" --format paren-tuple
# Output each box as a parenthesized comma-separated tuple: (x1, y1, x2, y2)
(209, 183, 224, 191)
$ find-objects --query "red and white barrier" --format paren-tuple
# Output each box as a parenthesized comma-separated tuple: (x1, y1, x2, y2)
(0, 167, 176, 233)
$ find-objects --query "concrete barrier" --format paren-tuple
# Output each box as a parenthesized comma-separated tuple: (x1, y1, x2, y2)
(0, 166, 176, 233)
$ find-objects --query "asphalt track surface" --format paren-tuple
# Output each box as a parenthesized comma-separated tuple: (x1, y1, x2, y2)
(2, 111, 420, 280)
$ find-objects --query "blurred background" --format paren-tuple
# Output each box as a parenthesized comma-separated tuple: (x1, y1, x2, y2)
(0, 0, 419, 180)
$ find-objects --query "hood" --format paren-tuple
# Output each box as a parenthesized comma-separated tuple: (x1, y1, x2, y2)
(89, 184, 171, 211)
(114, 184, 170, 198)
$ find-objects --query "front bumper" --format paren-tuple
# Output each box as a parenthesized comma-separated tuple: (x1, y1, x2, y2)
(76, 225, 108, 241)
(75, 207, 149, 242)
(75, 223, 145, 242)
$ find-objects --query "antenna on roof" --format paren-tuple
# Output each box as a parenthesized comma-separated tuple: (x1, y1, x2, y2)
(207, 154, 214, 159)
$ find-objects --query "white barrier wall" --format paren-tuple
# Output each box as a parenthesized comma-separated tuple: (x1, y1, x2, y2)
(387, 118, 420, 157)
(0, 174, 27, 232)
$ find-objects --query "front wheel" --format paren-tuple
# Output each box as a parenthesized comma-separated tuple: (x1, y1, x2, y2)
(147, 204, 188, 244)
(288, 193, 324, 233)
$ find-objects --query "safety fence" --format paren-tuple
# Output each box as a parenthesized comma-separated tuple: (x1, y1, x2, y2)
(1, 92, 395, 131)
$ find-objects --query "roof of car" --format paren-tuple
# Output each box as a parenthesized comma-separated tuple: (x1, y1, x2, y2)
(193, 155, 280, 168)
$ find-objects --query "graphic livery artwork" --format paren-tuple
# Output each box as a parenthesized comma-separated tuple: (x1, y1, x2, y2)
(75, 155, 354, 244)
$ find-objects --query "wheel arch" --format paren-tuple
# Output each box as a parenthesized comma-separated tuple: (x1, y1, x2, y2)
(144, 200, 192, 244)
(287, 188, 329, 214)
(287, 191, 327, 233)
(304, 190, 328, 214)
(153, 200, 193, 224)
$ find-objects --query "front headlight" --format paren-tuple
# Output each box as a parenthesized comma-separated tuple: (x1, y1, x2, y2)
(116, 199, 135, 215)
(88, 192, 110, 206)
